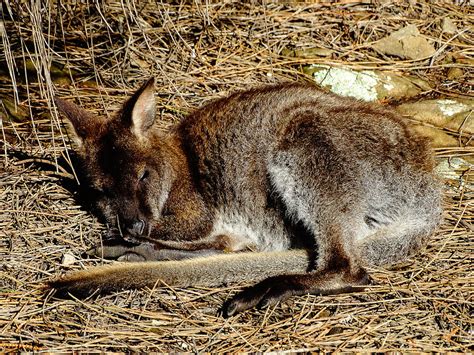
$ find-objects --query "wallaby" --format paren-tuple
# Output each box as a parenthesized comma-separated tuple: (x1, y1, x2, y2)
(50, 78, 442, 316)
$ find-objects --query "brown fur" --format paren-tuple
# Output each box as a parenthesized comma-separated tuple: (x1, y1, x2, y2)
(51, 79, 442, 316)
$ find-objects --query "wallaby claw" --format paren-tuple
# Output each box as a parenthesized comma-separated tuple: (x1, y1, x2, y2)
(222, 275, 298, 317)
(117, 252, 147, 262)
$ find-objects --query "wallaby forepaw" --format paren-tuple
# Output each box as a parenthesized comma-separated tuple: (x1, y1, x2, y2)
(85, 238, 160, 261)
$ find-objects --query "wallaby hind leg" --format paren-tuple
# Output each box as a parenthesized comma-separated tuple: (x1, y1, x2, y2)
(222, 210, 440, 316)
(222, 223, 370, 317)
(222, 263, 370, 317)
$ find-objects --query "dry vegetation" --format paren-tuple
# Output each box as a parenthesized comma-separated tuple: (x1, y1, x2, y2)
(1, 1, 473, 352)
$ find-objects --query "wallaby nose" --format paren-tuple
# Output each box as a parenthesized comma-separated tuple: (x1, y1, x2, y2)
(126, 219, 146, 237)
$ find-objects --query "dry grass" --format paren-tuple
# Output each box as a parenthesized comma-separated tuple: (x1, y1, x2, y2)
(1, 1, 473, 352)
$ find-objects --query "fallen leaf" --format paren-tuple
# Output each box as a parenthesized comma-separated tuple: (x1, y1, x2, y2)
(61, 253, 77, 266)
(1, 97, 29, 122)
(447, 67, 463, 80)
(442, 17, 457, 34)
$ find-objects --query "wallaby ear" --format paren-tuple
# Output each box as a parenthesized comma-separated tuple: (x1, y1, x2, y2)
(122, 77, 156, 139)
(54, 97, 100, 148)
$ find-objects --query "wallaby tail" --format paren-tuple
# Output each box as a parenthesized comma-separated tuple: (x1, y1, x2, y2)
(358, 210, 442, 267)
(47, 249, 311, 297)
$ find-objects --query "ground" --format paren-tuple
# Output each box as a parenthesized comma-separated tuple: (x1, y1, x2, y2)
(0, 1, 472, 352)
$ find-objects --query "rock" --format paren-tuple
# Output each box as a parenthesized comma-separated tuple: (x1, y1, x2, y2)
(435, 157, 472, 181)
(397, 98, 474, 147)
(1, 97, 29, 122)
(410, 124, 459, 147)
(373, 24, 436, 60)
(305, 65, 379, 101)
(442, 18, 457, 34)
(397, 99, 474, 132)
(23, 59, 76, 85)
(452, 52, 474, 66)
(304, 65, 430, 102)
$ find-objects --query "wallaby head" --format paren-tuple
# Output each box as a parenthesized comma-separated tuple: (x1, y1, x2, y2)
(55, 78, 178, 240)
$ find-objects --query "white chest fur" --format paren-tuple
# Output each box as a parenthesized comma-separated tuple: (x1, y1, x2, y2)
(210, 209, 290, 252)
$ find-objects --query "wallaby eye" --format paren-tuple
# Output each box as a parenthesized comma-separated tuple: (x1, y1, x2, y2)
(139, 169, 149, 182)
(91, 185, 110, 197)
(89, 182, 104, 194)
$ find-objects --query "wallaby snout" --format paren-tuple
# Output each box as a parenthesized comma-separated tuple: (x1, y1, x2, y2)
(126, 219, 147, 237)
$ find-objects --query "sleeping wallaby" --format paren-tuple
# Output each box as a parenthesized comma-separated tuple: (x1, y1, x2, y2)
(51, 78, 442, 316)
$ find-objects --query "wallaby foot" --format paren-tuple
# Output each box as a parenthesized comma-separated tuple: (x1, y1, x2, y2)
(222, 267, 371, 317)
